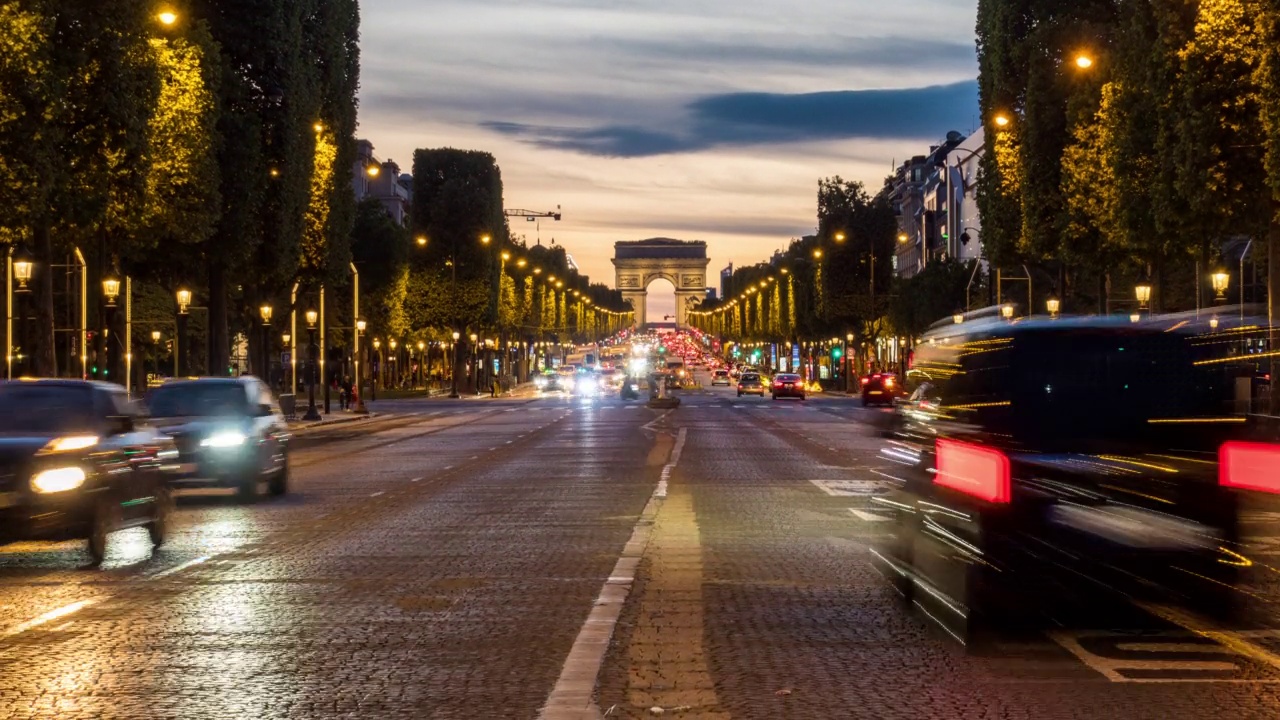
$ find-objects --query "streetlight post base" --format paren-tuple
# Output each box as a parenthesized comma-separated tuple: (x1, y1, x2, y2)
(302, 408, 322, 421)
(447, 392, 460, 399)
(352, 399, 369, 414)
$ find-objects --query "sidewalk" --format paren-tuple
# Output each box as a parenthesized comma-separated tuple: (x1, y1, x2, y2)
(287, 410, 386, 433)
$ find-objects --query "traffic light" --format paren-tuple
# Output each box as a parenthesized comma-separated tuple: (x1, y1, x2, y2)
(832, 347, 843, 359)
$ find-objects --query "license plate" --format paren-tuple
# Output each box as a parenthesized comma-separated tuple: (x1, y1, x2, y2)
(785, 384, 793, 388)
(869, 390, 883, 395)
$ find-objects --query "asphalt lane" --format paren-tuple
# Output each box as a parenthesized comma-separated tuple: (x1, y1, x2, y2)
(4, 378, 1280, 717)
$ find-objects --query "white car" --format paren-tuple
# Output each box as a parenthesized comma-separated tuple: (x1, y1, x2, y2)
(711, 369, 731, 386)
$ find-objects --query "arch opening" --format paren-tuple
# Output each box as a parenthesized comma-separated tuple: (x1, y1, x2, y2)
(645, 276, 676, 326)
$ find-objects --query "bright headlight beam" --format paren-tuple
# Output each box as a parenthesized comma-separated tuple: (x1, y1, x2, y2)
(45, 435, 99, 452)
(31, 466, 87, 494)
(201, 431, 247, 448)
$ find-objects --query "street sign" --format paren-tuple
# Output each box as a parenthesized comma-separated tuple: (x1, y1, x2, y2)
(281, 352, 291, 365)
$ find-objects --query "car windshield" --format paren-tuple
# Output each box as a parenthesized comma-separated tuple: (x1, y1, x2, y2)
(147, 383, 247, 417)
(741, 374, 760, 382)
(0, 384, 95, 433)
(776, 374, 799, 382)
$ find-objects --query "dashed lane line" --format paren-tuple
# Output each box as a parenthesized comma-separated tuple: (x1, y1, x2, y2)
(850, 508, 891, 522)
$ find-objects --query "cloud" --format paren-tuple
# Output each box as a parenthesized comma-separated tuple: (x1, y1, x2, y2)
(483, 81, 978, 157)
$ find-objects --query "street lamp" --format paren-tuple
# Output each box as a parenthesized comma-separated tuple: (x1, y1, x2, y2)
(1075, 54, 1094, 69)
(1135, 283, 1152, 310)
(480, 234, 491, 245)
(157, 9, 177, 25)
(416, 235, 427, 247)
(1046, 297, 1061, 318)
(12, 246, 33, 292)
(102, 273, 121, 307)
(303, 308, 321, 421)
(171, 288, 192, 377)
(897, 233, 909, 243)
(150, 330, 161, 387)
(365, 165, 380, 178)
(953, 313, 964, 325)
(1001, 304, 1015, 320)
(450, 331, 461, 398)
(1210, 315, 1220, 330)
(1211, 270, 1230, 301)
(813, 249, 823, 259)
(469, 333, 479, 396)
(834, 232, 846, 243)
(994, 114, 1011, 128)
(417, 340, 426, 388)
(259, 304, 273, 381)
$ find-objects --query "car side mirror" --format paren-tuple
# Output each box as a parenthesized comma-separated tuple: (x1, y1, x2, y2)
(107, 415, 135, 435)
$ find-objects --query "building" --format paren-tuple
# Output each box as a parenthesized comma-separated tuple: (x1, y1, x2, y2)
(949, 128, 985, 266)
(352, 139, 411, 225)
(887, 131, 971, 278)
(719, 263, 734, 299)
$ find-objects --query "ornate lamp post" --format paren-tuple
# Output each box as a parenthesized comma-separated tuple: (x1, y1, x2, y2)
(175, 289, 191, 377)
(389, 338, 398, 389)
(1046, 297, 1061, 318)
(469, 333, 479, 395)
(303, 309, 321, 421)
(449, 331, 461, 398)
(354, 319, 368, 412)
(1001, 304, 1015, 321)
(371, 337, 381, 400)
(259, 304, 273, 380)
(417, 340, 426, 388)
(1135, 283, 1152, 312)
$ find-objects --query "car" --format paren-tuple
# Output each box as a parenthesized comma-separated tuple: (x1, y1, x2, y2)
(534, 371, 564, 392)
(147, 377, 290, 500)
(860, 372, 903, 406)
(737, 372, 765, 397)
(711, 369, 732, 386)
(0, 379, 179, 565)
(872, 312, 1278, 644)
(770, 373, 805, 400)
(572, 370, 603, 397)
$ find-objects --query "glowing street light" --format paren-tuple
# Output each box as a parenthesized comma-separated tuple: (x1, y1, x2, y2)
(102, 273, 121, 307)
(366, 165, 380, 177)
(953, 313, 964, 325)
(1075, 54, 1094, 69)
(1211, 270, 1230, 300)
(1046, 297, 1061, 317)
(994, 114, 1011, 128)
(305, 309, 318, 329)
(157, 10, 177, 25)
(480, 234, 491, 245)
(176, 288, 192, 314)
(1134, 283, 1152, 310)
(813, 249, 823, 259)
(834, 232, 846, 243)
(259, 304, 273, 325)
(1001, 304, 1014, 320)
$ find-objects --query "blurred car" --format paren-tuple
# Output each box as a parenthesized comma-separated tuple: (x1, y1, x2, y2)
(0, 379, 178, 564)
(572, 370, 603, 397)
(147, 377, 289, 500)
(860, 372, 903, 406)
(711, 369, 732, 386)
(770, 373, 805, 400)
(873, 312, 1278, 643)
(737, 372, 765, 397)
(534, 370, 563, 392)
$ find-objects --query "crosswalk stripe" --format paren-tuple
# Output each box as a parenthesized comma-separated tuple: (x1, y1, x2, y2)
(849, 508, 891, 522)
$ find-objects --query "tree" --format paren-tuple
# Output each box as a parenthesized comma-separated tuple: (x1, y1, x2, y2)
(888, 260, 980, 339)
(410, 148, 507, 333)
(350, 197, 410, 343)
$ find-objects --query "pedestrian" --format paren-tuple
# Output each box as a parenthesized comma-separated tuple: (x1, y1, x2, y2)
(490, 376, 501, 398)
(340, 375, 352, 410)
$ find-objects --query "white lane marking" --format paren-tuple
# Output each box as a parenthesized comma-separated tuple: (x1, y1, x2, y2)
(540, 428, 684, 718)
(369, 491, 385, 498)
(809, 479, 889, 497)
(443, 466, 453, 470)
(410, 476, 424, 483)
(147, 554, 213, 580)
(849, 509, 891, 522)
(3, 599, 97, 638)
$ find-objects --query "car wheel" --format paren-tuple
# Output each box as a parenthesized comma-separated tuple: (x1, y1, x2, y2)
(268, 455, 289, 496)
(799, 394, 806, 401)
(147, 484, 174, 548)
(87, 499, 116, 566)
(236, 474, 259, 502)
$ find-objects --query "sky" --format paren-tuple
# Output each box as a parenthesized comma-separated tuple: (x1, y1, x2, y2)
(357, 0, 980, 321)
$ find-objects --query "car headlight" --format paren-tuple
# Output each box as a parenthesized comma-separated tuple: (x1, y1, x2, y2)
(535, 377, 547, 387)
(201, 431, 248, 448)
(562, 378, 575, 390)
(31, 466, 87, 494)
(42, 435, 99, 453)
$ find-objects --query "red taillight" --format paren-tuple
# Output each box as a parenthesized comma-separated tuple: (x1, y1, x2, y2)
(1220, 441, 1280, 494)
(774, 381, 783, 387)
(884, 378, 895, 388)
(935, 439, 1011, 504)
(861, 377, 870, 385)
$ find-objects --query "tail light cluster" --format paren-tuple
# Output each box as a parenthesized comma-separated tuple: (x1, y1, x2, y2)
(860, 377, 870, 385)
(1220, 441, 1280, 494)
(934, 439, 1011, 504)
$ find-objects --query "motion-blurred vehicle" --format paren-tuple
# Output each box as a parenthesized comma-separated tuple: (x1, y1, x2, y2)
(711, 369, 731, 386)
(737, 372, 765, 397)
(860, 372, 903, 406)
(0, 379, 178, 564)
(147, 377, 289, 500)
(534, 370, 565, 392)
(873, 311, 1279, 643)
(572, 370, 603, 397)
(770, 373, 805, 400)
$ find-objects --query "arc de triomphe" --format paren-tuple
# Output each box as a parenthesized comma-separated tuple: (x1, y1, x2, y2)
(612, 238, 710, 328)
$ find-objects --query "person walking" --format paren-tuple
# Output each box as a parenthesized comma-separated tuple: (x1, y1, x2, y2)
(490, 376, 501, 398)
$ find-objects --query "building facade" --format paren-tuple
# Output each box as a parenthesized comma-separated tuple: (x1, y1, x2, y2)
(352, 139, 412, 225)
(887, 131, 985, 278)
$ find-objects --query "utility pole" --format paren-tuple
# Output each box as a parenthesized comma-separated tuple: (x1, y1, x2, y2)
(1270, 214, 1279, 415)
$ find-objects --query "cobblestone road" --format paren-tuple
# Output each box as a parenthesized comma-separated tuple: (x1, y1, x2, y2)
(2, 382, 1280, 718)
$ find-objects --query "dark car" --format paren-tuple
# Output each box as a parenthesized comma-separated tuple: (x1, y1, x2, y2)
(771, 373, 805, 400)
(534, 371, 563, 392)
(0, 380, 178, 564)
(737, 372, 765, 397)
(147, 377, 289, 500)
(872, 312, 1278, 643)
(860, 372, 903, 406)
